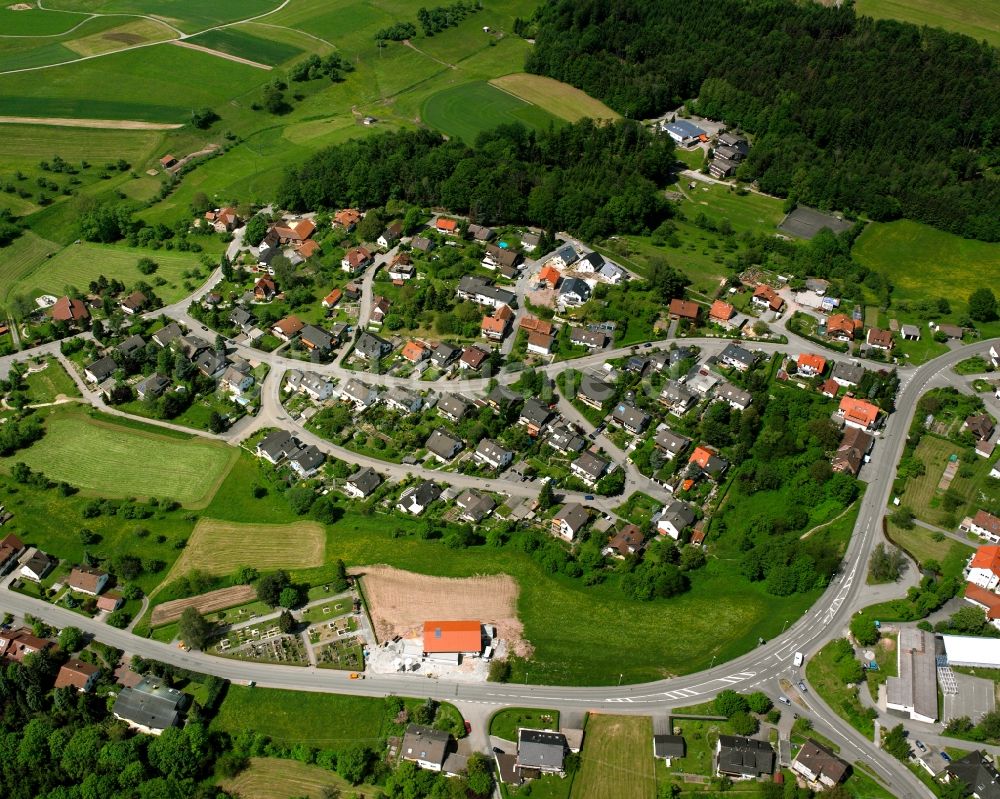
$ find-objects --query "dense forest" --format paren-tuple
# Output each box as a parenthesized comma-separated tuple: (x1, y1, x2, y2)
(524, 0, 1000, 241)
(276, 121, 676, 240)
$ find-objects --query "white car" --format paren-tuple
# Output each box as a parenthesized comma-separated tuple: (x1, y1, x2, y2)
(793, 651, 804, 667)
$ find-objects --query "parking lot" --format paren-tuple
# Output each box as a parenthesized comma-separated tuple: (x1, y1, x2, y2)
(943, 672, 996, 723)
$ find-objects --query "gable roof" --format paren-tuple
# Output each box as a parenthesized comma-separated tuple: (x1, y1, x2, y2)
(946, 751, 1000, 799)
(51, 296, 90, 323)
(423, 620, 481, 653)
(653, 735, 686, 759)
(797, 353, 827, 373)
(709, 299, 735, 321)
(517, 729, 567, 770)
(972, 545, 1000, 574)
(669, 298, 700, 319)
(112, 676, 185, 731)
(839, 396, 879, 427)
(347, 466, 381, 495)
(717, 735, 775, 777)
(794, 739, 849, 784)
(402, 724, 449, 766)
(54, 657, 100, 691)
(68, 566, 107, 594)
(273, 316, 304, 338)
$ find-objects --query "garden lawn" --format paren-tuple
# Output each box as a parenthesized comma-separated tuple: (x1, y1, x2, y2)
(211, 685, 387, 746)
(0, 407, 236, 506)
(886, 520, 974, 568)
(571, 715, 655, 799)
(23, 358, 81, 403)
(899, 435, 993, 525)
(853, 220, 1000, 308)
(5, 241, 210, 305)
(222, 757, 381, 799)
(490, 74, 620, 122)
(854, 0, 1000, 49)
(806, 640, 874, 738)
(421, 80, 562, 144)
(489, 708, 558, 743)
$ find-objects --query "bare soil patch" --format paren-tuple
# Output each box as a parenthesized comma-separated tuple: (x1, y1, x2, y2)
(354, 564, 531, 657)
(0, 116, 182, 130)
(8, 4, 33, 10)
(151, 584, 256, 626)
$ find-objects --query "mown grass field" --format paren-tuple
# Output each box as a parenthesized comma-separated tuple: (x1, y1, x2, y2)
(421, 80, 561, 143)
(853, 219, 1000, 308)
(37, 0, 282, 33)
(571, 715, 655, 799)
(0, 123, 162, 170)
(63, 18, 177, 58)
(0, 232, 62, 296)
(222, 758, 381, 799)
(162, 518, 326, 584)
(211, 686, 387, 746)
(184, 27, 303, 65)
(490, 73, 620, 122)
(0, 7, 86, 35)
(855, 0, 1000, 48)
(23, 359, 81, 404)
(5, 241, 207, 304)
(0, 408, 236, 506)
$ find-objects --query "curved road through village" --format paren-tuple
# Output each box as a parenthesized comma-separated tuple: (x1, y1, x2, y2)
(2, 251, 998, 795)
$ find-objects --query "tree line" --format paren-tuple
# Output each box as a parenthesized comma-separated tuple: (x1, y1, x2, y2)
(524, 0, 1000, 241)
(276, 120, 677, 241)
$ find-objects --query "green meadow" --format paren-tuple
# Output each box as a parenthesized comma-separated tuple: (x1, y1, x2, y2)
(184, 27, 303, 65)
(0, 7, 87, 36)
(35, 0, 282, 33)
(421, 80, 561, 143)
(855, 0, 1000, 49)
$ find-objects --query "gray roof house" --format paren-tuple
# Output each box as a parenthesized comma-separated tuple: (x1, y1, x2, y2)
(519, 398, 552, 432)
(610, 402, 651, 434)
(832, 360, 865, 387)
(288, 445, 325, 478)
(716, 383, 752, 411)
(340, 378, 378, 409)
(552, 503, 590, 541)
(577, 374, 615, 410)
(516, 729, 568, 775)
(431, 342, 460, 367)
(653, 429, 691, 459)
(345, 466, 382, 499)
(401, 724, 449, 772)
(256, 429, 298, 464)
(455, 489, 496, 523)
(716, 735, 775, 778)
(152, 322, 183, 348)
(552, 244, 578, 268)
(396, 481, 442, 515)
(194, 349, 227, 378)
(229, 307, 255, 331)
(571, 450, 609, 485)
(659, 380, 697, 415)
(354, 331, 392, 361)
(426, 429, 463, 462)
(384, 386, 422, 414)
(570, 327, 608, 349)
(719, 342, 756, 372)
(135, 373, 171, 401)
(653, 735, 686, 763)
(456, 275, 516, 308)
(559, 277, 591, 306)
(546, 423, 586, 455)
(116, 334, 146, 357)
(473, 439, 513, 471)
(944, 751, 1000, 799)
(438, 394, 471, 423)
(112, 676, 187, 736)
(84, 356, 118, 384)
(655, 500, 697, 540)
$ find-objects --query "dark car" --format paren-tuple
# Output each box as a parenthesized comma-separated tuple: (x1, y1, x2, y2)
(464, 721, 472, 734)
(798, 680, 808, 692)
(585, 494, 595, 500)
(492, 747, 504, 755)
(643, 343, 652, 348)
(915, 740, 926, 752)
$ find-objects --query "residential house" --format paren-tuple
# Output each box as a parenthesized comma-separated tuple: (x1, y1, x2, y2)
(826, 314, 858, 342)
(715, 383, 752, 411)
(551, 502, 590, 541)
(964, 414, 996, 442)
(371, 295, 391, 324)
(473, 439, 512, 471)
(456, 276, 516, 309)
(942, 751, 1000, 799)
(300, 325, 333, 355)
(397, 481, 441, 515)
(517, 729, 568, 776)
(577, 374, 615, 410)
(832, 426, 873, 476)
(932, 322, 965, 340)
(0, 533, 25, 574)
(467, 223, 494, 241)
(255, 429, 297, 464)
(401, 724, 449, 772)
(116, 334, 146, 358)
(519, 398, 553, 437)
(19, 549, 56, 582)
(112, 676, 186, 736)
(797, 353, 827, 377)
(819, 378, 839, 398)
(752, 284, 784, 313)
(521, 231, 541, 251)
(344, 466, 382, 499)
(866, 327, 894, 351)
(152, 322, 182, 348)
(434, 217, 458, 235)
(431, 342, 460, 369)
(571, 450, 609, 486)
(426, 429, 463, 462)
(229, 307, 255, 331)
(354, 331, 392, 362)
(659, 380, 697, 416)
(603, 524, 646, 558)
(669, 298, 700, 322)
(159, 154, 177, 168)
(838, 396, 881, 431)
(85, 356, 118, 384)
(709, 157, 738, 179)
(791, 740, 850, 789)
(295, 371, 335, 402)
(538, 264, 561, 289)
(272, 315, 304, 342)
(0, 627, 54, 663)
(51, 296, 90, 325)
(656, 500, 696, 540)
(120, 291, 147, 315)
(718, 132, 750, 155)
(482, 244, 523, 272)
(411, 236, 434, 253)
(455, 489, 495, 523)
(178, 335, 209, 359)
(551, 244, 578, 269)
(558, 277, 590, 307)
(716, 735, 775, 779)
(969, 511, 1000, 543)
(54, 658, 101, 693)
(273, 218, 316, 244)
(611, 402, 650, 434)
(968, 546, 1000, 592)
(653, 735, 686, 766)
(389, 253, 416, 282)
(686, 367, 719, 396)
(709, 299, 736, 327)
(546, 424, 586, 455)
(527, 331, 555, 355)
(68, 565, 109, 596)
(322, 288, 342, 309)
(341, 246, 372, 275)
(719, 342, 756, 372)
(136, 372, 171, 401)
(438, 394, 471, 423)
(653, 429, 691, 460)
(689, 445, 728, 479)
(886, 627, 938, 723)
(377, 221, 403, 248)
(254, 277, 277, 301)
(599, 261, 626, 284)
(333, 208, 362, 231)
(340, 378, 378, 410)
(832, 360, 865, 388)
(193, 349, 227, 379)
(482, 304, 514, 340)
(400, 340, 429, 364)
(487, 384, 521, 413)
(569, 327, 608, 350)
(384, 386, 422, 414)
(901, 324, 921, 341)
(423, 620, 482, 656)
(459, 345, 489, 372)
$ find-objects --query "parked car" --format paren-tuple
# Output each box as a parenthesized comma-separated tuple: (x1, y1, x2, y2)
(779, 696, 791, 705)
(585, 494, 595, 500)
(915, 740, 926, 752)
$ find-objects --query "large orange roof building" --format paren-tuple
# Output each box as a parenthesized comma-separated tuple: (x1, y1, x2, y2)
(422, 621, 482, 654)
